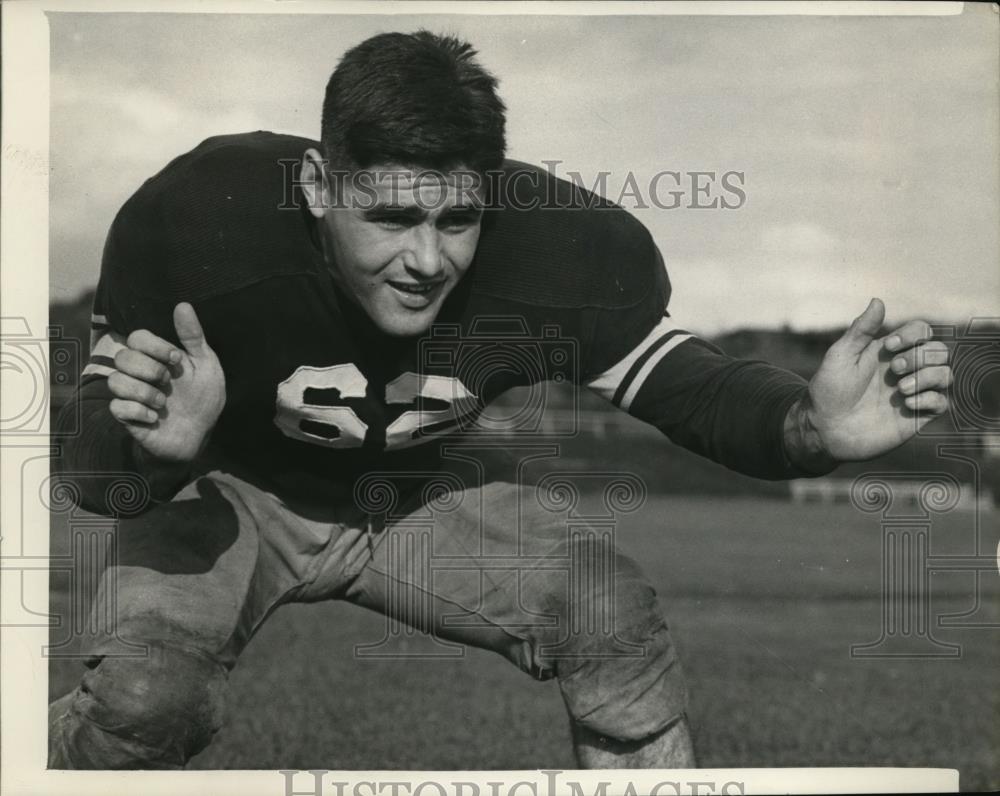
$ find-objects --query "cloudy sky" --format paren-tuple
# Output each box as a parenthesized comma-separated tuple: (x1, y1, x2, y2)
(48, 6, 998, 335)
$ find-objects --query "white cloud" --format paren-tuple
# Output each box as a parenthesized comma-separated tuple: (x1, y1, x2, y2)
(46, 11, 999, 329)
(760, 223, 841, 256)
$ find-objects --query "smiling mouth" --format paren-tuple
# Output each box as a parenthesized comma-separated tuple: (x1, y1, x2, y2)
(387, 280, 443, 296)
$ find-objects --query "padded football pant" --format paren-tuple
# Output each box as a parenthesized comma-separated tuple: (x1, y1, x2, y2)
(48, 448, 687, 769)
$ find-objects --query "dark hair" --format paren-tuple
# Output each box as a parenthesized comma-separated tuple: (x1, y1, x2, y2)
(321, 30, 507, 176)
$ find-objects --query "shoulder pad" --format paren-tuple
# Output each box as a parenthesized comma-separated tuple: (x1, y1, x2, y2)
(102, 131, 323, 315)
(472, 160, 668, 310)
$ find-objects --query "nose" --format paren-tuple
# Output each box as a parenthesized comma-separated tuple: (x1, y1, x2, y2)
(403, 224, 444, 279)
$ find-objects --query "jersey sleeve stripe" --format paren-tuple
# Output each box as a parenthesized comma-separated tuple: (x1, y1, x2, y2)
(82, 329, 127, 378)
(91, 313, 109, 327)
(81, 357, 116, 379)
(611, 329, 689, 407)
(618, 332, 694, 411)
(585, 315, 691, 408)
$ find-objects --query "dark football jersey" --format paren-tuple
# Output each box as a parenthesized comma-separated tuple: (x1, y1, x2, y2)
(78, 131, 807, 503)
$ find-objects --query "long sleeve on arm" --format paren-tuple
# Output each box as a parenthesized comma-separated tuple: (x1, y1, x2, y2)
(577, 231, 814, 481)
(53, 374, 144, 516)
(53, 209, 185, 516)
(586, 318, 809, 480)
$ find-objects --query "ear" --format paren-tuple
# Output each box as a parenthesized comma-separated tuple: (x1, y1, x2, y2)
(301, 148, 329, 220)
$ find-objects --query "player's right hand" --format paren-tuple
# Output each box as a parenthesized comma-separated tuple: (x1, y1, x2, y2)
(107, 302, 227, 464)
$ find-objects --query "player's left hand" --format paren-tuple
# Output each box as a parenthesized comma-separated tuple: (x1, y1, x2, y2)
(804, 298, 951, 462)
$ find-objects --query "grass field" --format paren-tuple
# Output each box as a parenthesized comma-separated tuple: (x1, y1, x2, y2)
(47, 495, 999, 789)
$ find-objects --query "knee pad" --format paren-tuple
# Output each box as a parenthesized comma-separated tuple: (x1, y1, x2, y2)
(64, 642, 227, 768)
(542, 545, 689, 742)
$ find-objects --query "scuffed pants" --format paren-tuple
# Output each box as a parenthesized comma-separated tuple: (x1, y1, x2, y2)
(49, 643, 227, 769)
(49, 450, 687, 768)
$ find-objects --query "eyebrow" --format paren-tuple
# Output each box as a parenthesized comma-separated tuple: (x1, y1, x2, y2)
(361, 204, 484, 222)
(361, 204, 427, 221)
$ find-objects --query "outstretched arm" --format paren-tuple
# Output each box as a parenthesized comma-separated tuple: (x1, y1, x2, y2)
(585, 314, 812, 479)
(584, 301, 950, 480)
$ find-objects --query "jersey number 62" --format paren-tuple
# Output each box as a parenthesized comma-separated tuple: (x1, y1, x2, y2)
(273, 363, 477, 450)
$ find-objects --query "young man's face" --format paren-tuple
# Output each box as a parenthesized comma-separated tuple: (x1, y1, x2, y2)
(317, 164, 484, 337)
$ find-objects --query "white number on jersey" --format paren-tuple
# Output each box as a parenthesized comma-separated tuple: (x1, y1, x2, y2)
(384, 372, 477, 449)
(274, 364, 369, 448)
(274, 365, 477, 450)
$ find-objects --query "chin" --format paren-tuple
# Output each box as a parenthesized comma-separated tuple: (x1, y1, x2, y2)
(376, 310, 438, 338)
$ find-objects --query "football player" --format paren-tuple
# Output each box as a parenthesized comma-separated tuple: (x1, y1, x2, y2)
(49, 31, 952, 770)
